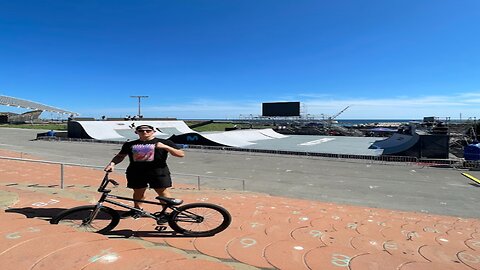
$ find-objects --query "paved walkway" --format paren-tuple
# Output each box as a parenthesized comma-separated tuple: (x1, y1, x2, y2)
(1, 149, 480, 269)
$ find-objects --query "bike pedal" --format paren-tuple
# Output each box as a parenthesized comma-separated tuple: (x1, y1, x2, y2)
(155, 225, 167, 231)
(156, 220, 167, 225)
(132, 212, 146, 219)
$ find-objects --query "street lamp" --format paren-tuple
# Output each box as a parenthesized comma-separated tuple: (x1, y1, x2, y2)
(130, 95, 149, 117)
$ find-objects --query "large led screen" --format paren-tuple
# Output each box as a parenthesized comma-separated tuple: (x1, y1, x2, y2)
(262, 102, 300, 117)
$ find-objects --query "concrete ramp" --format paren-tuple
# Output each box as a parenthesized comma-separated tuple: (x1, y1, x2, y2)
(157, 127, 185, 135)
(71, 121, 271, 147)
(114, 129, 171, 140)
(69, 120, 195, 141)
(212, 129, 274, 141)
(167, 129, 283, 147)
(203, 132, 256, 147)
(130, 120, 195, 134)
(71, 121, 127, 140)
(169, 132, 256, 147)
(68, 121, 383, 156)
(202, 129, 282, 147)
(369, 132, 420, 155)
(259, 129, 289, 139)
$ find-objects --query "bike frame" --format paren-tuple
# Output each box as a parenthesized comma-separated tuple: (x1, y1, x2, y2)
(97, 192, 169, 219)
(51, 172, 231, 236)
(87, 172, 178, 223)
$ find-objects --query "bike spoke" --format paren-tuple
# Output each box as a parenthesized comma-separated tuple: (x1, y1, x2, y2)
(53, 207, 119, 234)
(173, 207, 226, 233)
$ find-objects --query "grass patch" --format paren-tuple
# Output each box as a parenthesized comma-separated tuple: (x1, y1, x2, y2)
(0, 123, 67, 130)
(186, 121, 271, 132)
(190, 123, 235, 132)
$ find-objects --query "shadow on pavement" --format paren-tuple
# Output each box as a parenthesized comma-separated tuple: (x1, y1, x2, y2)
(5, 207, 67, 219)
(108, 229, 214, 238)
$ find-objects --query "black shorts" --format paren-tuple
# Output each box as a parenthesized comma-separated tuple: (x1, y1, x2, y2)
(125, 172, 172, 189)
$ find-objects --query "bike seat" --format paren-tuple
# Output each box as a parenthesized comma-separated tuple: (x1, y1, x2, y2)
(156, 196, 183, 205)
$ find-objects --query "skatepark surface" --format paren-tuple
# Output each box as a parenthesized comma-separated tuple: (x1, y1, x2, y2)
(71, 120, 384, 155)
(1, 128, 480, 269)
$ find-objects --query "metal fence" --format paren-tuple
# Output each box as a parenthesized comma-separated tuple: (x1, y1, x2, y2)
(0, 156, 246, 191)
(35, 136, 480, 168)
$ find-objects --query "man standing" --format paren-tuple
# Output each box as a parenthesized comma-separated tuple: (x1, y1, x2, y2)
(104, 124, 185, 217)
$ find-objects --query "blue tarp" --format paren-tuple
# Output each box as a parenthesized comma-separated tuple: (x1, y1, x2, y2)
(464, 143, 480, 161)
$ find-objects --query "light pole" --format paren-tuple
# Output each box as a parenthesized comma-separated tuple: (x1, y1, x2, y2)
(130, 95, 149, 117)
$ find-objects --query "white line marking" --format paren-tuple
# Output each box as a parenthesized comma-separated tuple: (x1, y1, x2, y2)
(299, 138, 335, 146)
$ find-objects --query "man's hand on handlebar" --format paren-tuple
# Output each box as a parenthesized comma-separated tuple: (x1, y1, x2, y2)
(104, 163, 115, 172)
(105, 154, 126, 172)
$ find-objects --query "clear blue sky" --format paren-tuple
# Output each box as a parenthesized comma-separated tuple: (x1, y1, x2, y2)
(1, 0, 479, 120)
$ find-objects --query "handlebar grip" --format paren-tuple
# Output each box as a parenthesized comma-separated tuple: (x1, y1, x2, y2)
(110, 179, 119, 186)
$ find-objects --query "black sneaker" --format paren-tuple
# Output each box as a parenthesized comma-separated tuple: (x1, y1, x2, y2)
(121, 209, 143, 219)
(156, 215, 168, 224)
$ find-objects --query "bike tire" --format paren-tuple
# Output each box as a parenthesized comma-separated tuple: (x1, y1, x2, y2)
(50, 205, 120, 234)
(168, 203, 231, 236)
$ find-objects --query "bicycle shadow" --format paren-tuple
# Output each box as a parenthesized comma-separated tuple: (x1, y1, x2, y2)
(5, 207, 214, 238)
(5, 207, 67, 220)
(108, 229, 214, 238)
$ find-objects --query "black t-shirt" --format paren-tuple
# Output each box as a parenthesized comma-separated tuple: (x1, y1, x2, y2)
(119, 138, 180, 174)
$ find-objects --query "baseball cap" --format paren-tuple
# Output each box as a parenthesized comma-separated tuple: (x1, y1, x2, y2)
(135, 125, 154, 131)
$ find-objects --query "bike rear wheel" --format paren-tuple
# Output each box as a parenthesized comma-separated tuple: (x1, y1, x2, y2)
(168, 203, 231, 236)
(50, 205, 120, 234)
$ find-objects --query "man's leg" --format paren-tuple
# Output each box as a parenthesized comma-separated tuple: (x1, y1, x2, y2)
(132, 188, 147, 208)
(153, 187, 171, 198)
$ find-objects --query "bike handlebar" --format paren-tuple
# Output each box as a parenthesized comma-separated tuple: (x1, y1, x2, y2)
(110, 179, 119, 186)
(98, 172, 119, 192)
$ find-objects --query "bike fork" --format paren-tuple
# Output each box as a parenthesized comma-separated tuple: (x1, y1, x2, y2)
(83, 203, 103, 224)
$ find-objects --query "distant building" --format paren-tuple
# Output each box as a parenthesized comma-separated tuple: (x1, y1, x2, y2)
(0, 95, 78, 123)
(0, 110, 43, 124)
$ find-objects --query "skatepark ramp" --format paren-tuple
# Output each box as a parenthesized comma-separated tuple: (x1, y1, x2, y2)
(369, 131, 420, 155)
(66, 120, 384, 156)
(68, 120, 284, 147)
(68, 120, 195, 141)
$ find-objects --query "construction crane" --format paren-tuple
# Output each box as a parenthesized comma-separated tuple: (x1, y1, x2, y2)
(324, 105, 350, 127)
(332, 105, 350, 119)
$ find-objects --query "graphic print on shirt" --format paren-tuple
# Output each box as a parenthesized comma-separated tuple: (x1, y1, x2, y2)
(132, 144, 155, 162)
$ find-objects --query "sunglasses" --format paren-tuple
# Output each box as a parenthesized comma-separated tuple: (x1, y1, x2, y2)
(137, 130, 153, 133)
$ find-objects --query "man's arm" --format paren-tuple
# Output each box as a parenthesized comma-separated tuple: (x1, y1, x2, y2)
(104, 154, 127, 171)
(156, 142, 185, 158)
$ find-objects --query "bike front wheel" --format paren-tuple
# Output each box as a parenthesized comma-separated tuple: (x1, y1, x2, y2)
(50, 205, 120, 234)
(168, 203, 231, 236)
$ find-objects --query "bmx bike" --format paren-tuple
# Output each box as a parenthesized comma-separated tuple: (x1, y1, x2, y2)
(50, 172, 232, 236)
